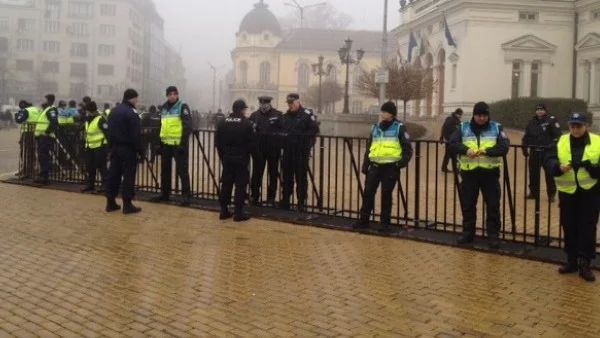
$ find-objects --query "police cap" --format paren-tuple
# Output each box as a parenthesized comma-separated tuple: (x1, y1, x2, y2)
(258, 96, 273, 103)
(232, 99, 248, 113)
(286, 93, 300, 104)
(568, 112, 588, 125)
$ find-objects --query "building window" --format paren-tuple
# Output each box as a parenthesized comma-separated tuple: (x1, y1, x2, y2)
(592, 10, 600, 20)
(98, 64, 114, 76)
(98, 44, 115, 56)
(239, 61, 248, 84)
(16, 59, 34, 72)
(327, 66, 337, 82)
(351, 100, 363, 114)
(259, 61, 271, 85)
(530, 61, 541, 97)
(40, 81, 58, 92)
(42, 61, 59, 73)
(264, 33, 269, 40)
(71, 43, 88, 57)
(0, 18, 8, 33)
(44, 1, 61, 20)
(17, 19, 35, 33)
(44, 20, 60, 33)
(70, 63, 87, 77)
(99, 24, 115, 37)
(69, 22, 88, 36)
(97, 85, 113, 96)
(518, 12, 538, 22)
(42, 41, 60, 53)
(70, 82, 86, 97)
(511, 61, 522, 98)
(68, 2, 92, 18)
(0, 37, 8, 52)
(297, 63, 309, 90)
(100, 4, 116, 16)
(451, 64, 457, 89)
(16, 39, 34, 52)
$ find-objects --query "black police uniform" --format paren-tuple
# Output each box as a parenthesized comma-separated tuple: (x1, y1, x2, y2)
(215, 101, 257, 221)
(214, 110, 225, 129)
(450, 103, 510, 248)
(105, 92, 142, 214)
(35, 105, 59, 184)
(248, 96, 283, 204)
(82, 113, 109, 193)
(522, 113, 561, 200)
(156, 100, 192, 205)
(357, 118, 413, 228)
(439, 109, 462, 172)
(14, 101, 37, 178)
(279, 96, 319, 211)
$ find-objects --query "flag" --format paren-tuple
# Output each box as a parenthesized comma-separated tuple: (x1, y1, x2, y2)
(407, 31, 417, 62)
(444, 14, 457, 48)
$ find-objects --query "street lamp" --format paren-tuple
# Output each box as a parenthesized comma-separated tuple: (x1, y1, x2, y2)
(311, 56, 334, 115)
(338, 38, 365, 114)
(284, 0, 326, 28)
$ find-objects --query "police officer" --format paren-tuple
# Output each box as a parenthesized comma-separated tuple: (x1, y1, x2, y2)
(279, 93, 319, 212)
(545, 113, 599, 282)
(81, 101, 108, 193)
(522, 103, 561, 202)
(214, 109, 225, 128)
(450, 102, 510, 249)
(34, 94, 59, 184)
(105, 89, 143, 214)
(215, 99, 257, 222)
(14, 100, 39, 178)
(353, 102, 413, 231)
(248, 96, 283, 205)
(56, 100, 80, 168)
(439, 108, 463, 173)
(103, 103, 111, 117)
(151, 86, 192, 206)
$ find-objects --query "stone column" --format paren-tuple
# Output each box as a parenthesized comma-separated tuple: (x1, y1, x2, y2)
(431, 65, 439, 118)
(590, 60, 598, 105)
(522, 62, 531, 97)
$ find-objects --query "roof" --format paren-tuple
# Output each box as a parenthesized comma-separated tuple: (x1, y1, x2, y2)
(276, 28, 394, 55)
(238, 1, 282, 36)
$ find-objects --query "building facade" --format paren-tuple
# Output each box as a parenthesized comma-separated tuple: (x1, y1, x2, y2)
(393, 0, 600, 117)
(0, 0, 186, 107)
(230, 1, 389, 114)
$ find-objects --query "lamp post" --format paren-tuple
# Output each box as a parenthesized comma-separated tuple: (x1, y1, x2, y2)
(284, 0, 326, 28)
(311, 56, 333, 115)
(338, 38, 365, 114)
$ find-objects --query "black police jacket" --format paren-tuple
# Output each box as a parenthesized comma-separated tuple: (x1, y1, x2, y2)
(440, 114, 461, 142)
(522, 114, 561, 148)
(107, 102, 142, 154)
(215, 113, 258, 162)
(249, 108, 283, 147)
(279, 106, 319, 149)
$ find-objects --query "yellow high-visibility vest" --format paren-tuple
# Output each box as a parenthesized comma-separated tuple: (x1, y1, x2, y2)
(160, 100, 184, 146)
(34, 106, 56, 138)
(555, 133, 600, 194)
(85, 115, 106, 149)
(459, 121, 503, 171)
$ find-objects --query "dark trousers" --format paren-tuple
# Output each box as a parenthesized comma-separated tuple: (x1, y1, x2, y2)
(251, 145, 280, 201)
(106, 146, 138, 201)
(460, 169, 501, 238)
(441, 144, 457, 171)
(360, 164, 399, 223)
(559, 186, 600, 260)
(528, 151, 556, 197)
(85, 146, 108, 187)
(20, 131, 36, 177)
(159, 144, 191, 197)
(36, 136, 53, 178)
(219, 159, 249, 214)
(281, 147, 309, 206)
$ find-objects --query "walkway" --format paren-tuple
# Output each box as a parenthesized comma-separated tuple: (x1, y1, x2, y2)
(0, 184, 599, 337)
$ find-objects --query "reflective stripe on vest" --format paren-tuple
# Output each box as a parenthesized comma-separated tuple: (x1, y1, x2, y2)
(85, 115, 106, 149)
(160, 100, 184, 146)
(459, 121, 502, 171)
(21, 106, 40, 133)
(368, 121, 403, 164)
(34, 106, 56, 138)
(58, 108, 75, 125)
(555, 133, 600, 194)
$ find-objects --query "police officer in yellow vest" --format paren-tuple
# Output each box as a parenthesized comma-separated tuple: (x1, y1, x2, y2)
(34, 94, 59, 184)
(151, 86, 192, 206)
(103, 103, 111, 118)
(14, 100, 40, 178)
(545, 113, 599, 282)
(450, 102, 509, 249)
(353, 102, 413, 231)
(81, 101, 109, 193)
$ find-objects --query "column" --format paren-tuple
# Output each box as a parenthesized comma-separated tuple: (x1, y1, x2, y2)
(431, 65, 439, 118)
(522, 62, 531, 97)
(590, 60, 598, 105)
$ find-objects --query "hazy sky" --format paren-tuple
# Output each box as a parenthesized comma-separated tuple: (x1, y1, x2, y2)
(153, 0, 400, 107)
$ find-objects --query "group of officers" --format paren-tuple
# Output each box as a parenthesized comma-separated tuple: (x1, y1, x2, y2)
(14, 88, 598, 282)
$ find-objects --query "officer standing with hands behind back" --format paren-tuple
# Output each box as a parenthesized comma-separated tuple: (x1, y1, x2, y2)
(34, 94, 59, 185)
(151, 86, 192, 206)
(450, 102, 509, 249)
(545, 113, 600, 282)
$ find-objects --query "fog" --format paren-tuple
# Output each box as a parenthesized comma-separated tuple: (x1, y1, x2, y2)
(153, 0, 400, 109)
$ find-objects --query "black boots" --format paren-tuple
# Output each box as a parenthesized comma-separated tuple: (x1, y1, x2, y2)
(578, 258, 595, 282)
(558, 256, 578, 274)
(233, 213, 251, 222)
(150, 195, 170, 203)
(179, 195, 191, 207)
(219, 210, 233, 220)
(105, 198, 121, 213)
(352, 219, 369, 230)
(122, 199, 141, 214)
(81, 185, 95, 193)
(456, 234, 474, 245)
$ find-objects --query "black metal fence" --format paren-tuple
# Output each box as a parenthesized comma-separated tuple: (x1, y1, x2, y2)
(15, 124, 600, 254)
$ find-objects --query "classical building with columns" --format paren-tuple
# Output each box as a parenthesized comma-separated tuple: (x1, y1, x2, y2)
(393, 0, 600, 117)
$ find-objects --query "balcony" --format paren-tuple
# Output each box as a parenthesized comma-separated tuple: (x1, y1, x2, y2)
(229, 81, 278, 91)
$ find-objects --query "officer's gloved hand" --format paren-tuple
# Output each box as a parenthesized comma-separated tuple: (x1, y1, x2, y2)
(361, 164, 369, 175)
(395, 161, 407, 169)
(177, 145, 186, 155)
(522, 146, 529, 157)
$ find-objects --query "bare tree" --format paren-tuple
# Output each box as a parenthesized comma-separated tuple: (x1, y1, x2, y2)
(279, 3, 354, 31)
(356, 58, 436, 121)
(302, 80, 343, 110)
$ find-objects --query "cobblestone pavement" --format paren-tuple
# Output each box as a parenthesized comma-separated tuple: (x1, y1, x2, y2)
(1, 184, 600, 337)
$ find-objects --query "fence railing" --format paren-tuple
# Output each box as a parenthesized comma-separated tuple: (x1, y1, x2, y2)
(15, 124, 599, 253)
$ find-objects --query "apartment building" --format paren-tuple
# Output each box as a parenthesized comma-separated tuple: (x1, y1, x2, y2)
(0, 0, 186, 106)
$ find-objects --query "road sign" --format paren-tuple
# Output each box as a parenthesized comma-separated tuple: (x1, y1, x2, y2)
(375, 70, 389, 84)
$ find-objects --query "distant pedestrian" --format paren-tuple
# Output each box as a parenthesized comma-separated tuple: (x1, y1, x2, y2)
(439, 108, 463, 173)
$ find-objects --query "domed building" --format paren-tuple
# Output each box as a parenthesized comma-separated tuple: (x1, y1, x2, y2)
(229, 0, 391, 114)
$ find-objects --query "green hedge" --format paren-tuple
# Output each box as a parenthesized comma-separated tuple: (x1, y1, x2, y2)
(489, 97, 590, 130)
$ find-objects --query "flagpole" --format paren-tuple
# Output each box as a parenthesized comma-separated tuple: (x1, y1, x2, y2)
(379, 0, 388, 105)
